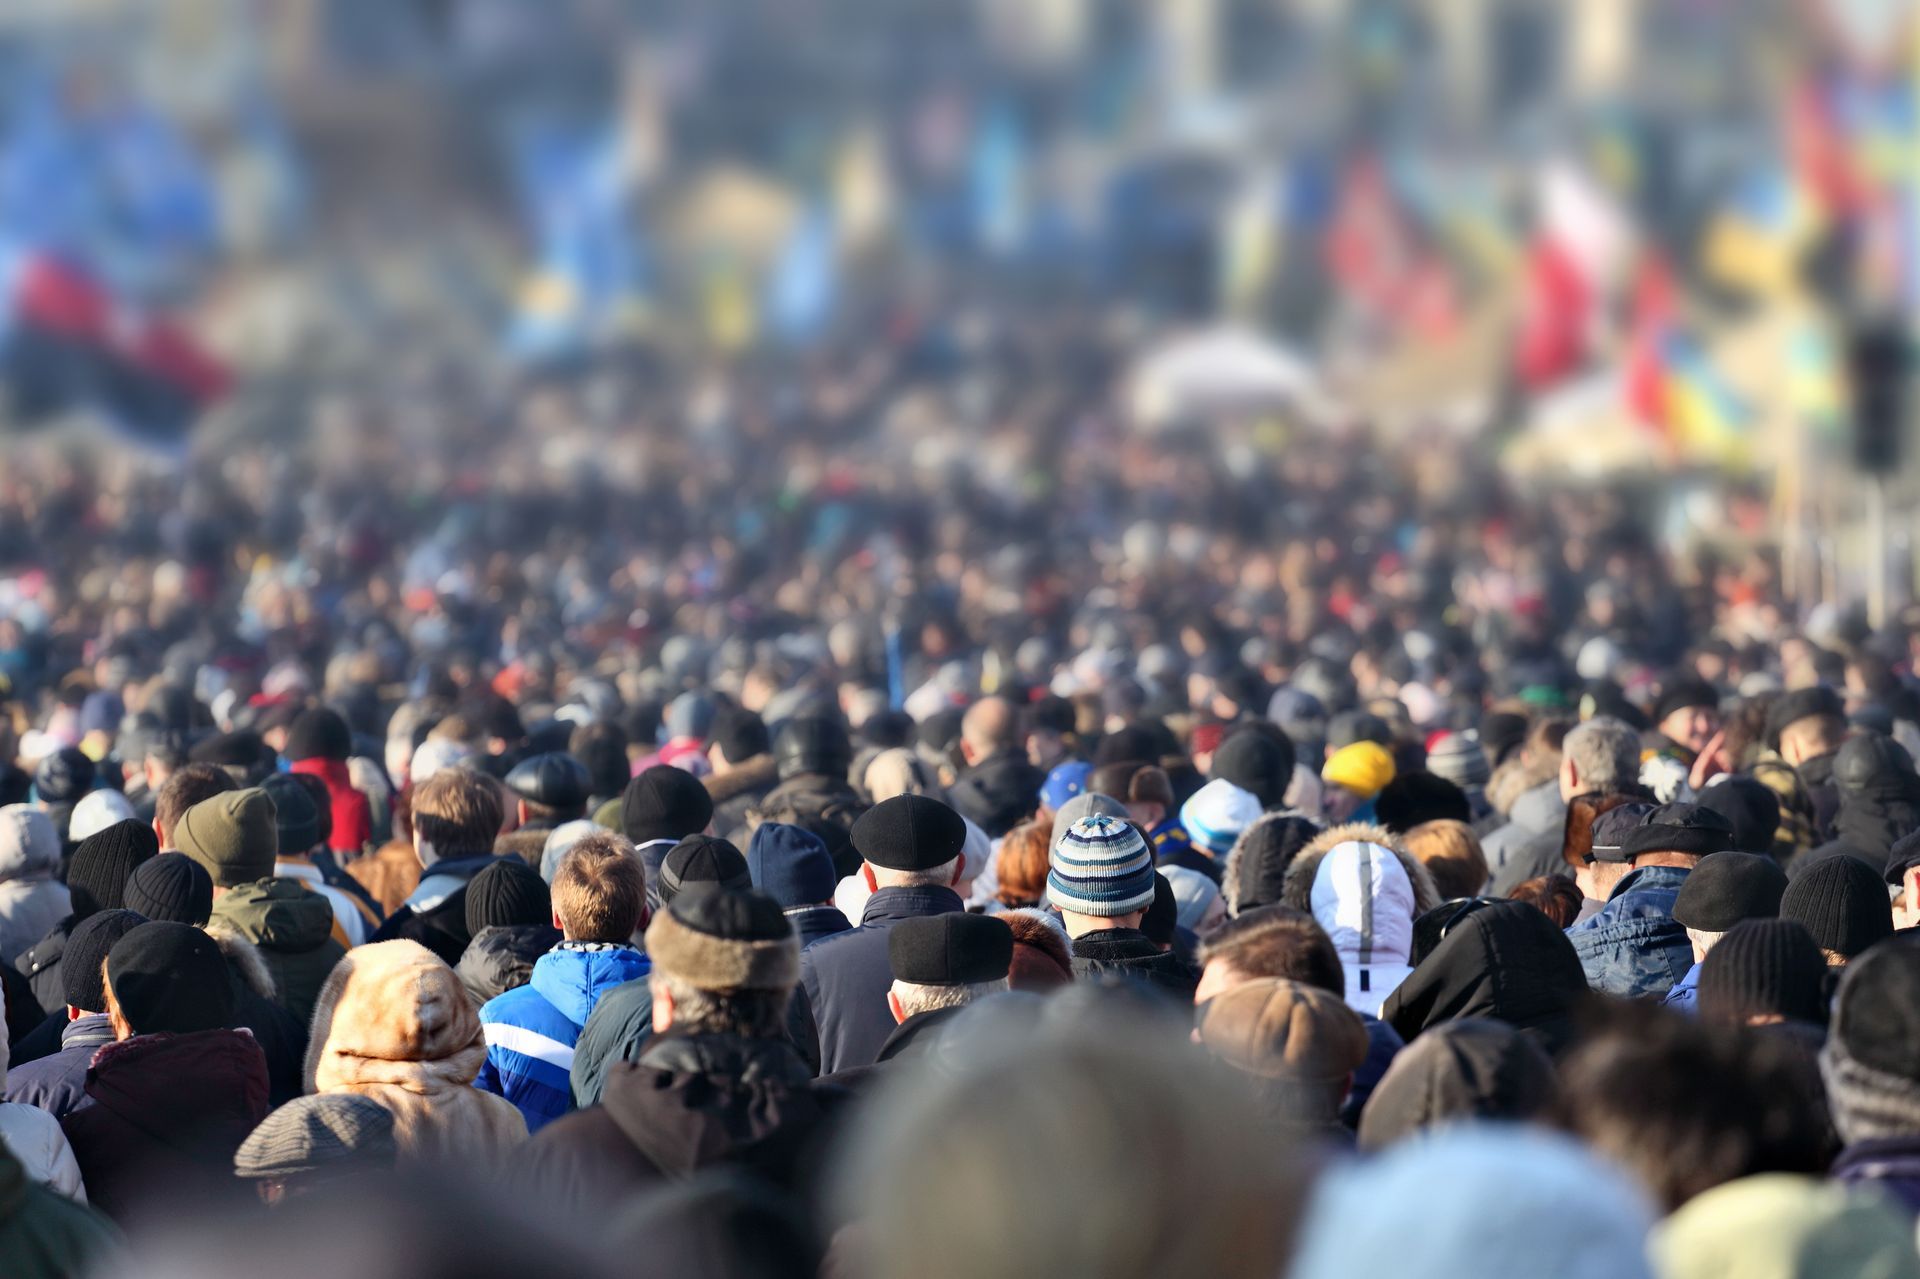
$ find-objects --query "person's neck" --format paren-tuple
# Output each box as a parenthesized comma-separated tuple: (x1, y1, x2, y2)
(1630, 853, 1699, 871)
(1061, 911, 1139, 938)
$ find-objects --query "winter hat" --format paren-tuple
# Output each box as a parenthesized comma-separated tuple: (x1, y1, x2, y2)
(124, 854, 214, 926)
(1654, 1174, 1920, 1279)
(1048, 791, 1129, 853)
(1697, 777, 1783, 855)
(1001, 909, 1073, 991)
(1047, 815, 1157, 917)
(540, 819, 600, 883)
(1223, 818, 1316, 917)
(67, 789, 136, 845)
(1672, 852, 1788, 932)
(1142, 872, 1180, 948)
(33, 747, 95, 804)
(1833, 732, 1917, 794)
(773, 716, 853, 782)
(645, 887, 799, 992)
(62, 908, 146, 1012)
(464, 858, 553, 936)
(1211, 729, 1297, 810)
(745, 823, 836, 909)
(665, 692, 717, 742)
(1321, 741, 1396, 799)
(620, 765, 715, 846)
(1181, 778, 1262, 856)
(1287, 1127, 1656, 1279)
(1653, 675, 1720, 726)
(1373, 772, 1470, 832)
(234, 1093, 398, 1182)
(408, 737, 472, 786)
(1619, 802, 1735, 859)
(1310, 838, 1420, 1015)
(1160, 864, 1223, 932)
(1039, 761, 1092, 813)
(1822, 935, 1920, 1144)
(711, 707, 770, 766)
(1697, 919, 1827, 1027)
(1765, 687, 1845, 748)
(106, 920, 234, 1034)
(259, 773, 321, 855)
(503, 752, 592, 811)
(1425, 732, 1491, 790)
(889, 913, 1014, 986)
(174, 787, 280, 887)
(1198, 977, 1368, 1083)
(0, 805, 59, 879)
(285, 708, 352, 762)
(68, 819, 159, 918)
(1327, 711, 1393, 750)
(1356, 1018, 1557, 1152)
(659, 835, 753, 905)
(851, 795, 967, 872)
(1781, 855, 1893, 958)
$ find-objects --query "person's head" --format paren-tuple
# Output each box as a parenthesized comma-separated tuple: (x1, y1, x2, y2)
(68, 819, 160, 919)
(1556, 1005, 1834, 1212)
(569, 720, 632, 803)
(174, 787, 281, 890)
(1890, 829, 1920, 929)
(1697, 918, 1827, 1027)
(887, 912, 1013, 1023)
(104, 920, 235, 1039)
(61, 908, 145, 1016)
(1558, 717, 1641, 803)
(411, 767, 506, 867)
(1695, 776, 1782, 855)
(153, 762, 239, 850)
(657, 835, 752, 906)
(285, 708, 352, 763)
(1671, 851, 1789, 961)
(645, 888, 800, 1038)
(1620, 802, 1733, 872)
(864, 748, 943, 803)
(1180, 778, 1262, 858)
(1197, 978, 1367, 1131)
(991, 817, 1053, 909)
(464, 856, 554, 937)
(1769, 687, 1847, 767)
(552, 832, 647, 942)
(1210, 727, 1297, 811)
(68, 789, 135, 845)
(1161, 864, 1226, 934)
(744, 822, 836, 910)
(259, 772, 322, 858)
(124, 853, 214, 925)
(234, 1093, 399, 1205)
(851, 794, 967, 891)
(504, 752, 591, 827)
(1024, 695, 1077, 771)
(1356, 1019, 1558, 1152)
(1823, 933, 1920, 1146)
(1424, 732, 1491, 795)
(1194, 905, 1343, 1006)
(1654, 676, 1721, 756)
(1373, 772, 1471, 834)
(1507, 874, 1585, 928)
(706, 707, 771, 776)
(1319, 742, 1395, 822)
(1047, 814, 1157, 936)
(0, 804, 58, 884)
(1002, 909, 1074, 991)
(1782, 855, 1894, 965)
(619, 765, 715, 845)
(1654, 1173, 1920, 1279)
(772, 715, 853, 783)
(1222, 814, 1322, 916)
(959, 697, 1020, 767)
(1401, 820, 1488, 900)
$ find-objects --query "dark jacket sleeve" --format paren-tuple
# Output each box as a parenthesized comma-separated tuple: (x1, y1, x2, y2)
(570, 980, 653, 1108)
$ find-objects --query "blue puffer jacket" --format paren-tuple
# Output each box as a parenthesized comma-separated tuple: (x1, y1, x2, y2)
(1661, 961, 1701, 1013)
(1565, 865, 1694, 999)
(477, 943, 650, 1132)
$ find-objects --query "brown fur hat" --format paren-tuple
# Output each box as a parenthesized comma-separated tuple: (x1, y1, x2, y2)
(644, 888, 800, 992)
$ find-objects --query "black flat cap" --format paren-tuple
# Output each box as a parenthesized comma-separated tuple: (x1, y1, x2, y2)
(1887, 828, 1920, 886)
(505, 751, 592, 810)
(1618, 802, 1735, 860)
(1764, 686, 1845, 747)
(1588, 802, 1657, 863)
(1834, 732, 1917, 794)
(1653, 675, 1720, 725)
(889, 913, 1014, 986)
(1671, 851, 1788, 932)
(659, 834, 752, 905)
(621, 765, 714, 846)
(851, 795, 966, 872)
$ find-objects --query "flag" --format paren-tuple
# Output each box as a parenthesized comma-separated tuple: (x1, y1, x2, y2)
(765, 203, 838, 344)
(1621, 258, 1751, 467)
(507, 117, 644, 360)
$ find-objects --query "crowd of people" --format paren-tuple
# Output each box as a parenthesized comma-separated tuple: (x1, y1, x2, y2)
(0, 327, 1915, 1275)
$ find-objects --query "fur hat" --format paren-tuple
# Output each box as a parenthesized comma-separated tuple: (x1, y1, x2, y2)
(645, 888, 800, 993)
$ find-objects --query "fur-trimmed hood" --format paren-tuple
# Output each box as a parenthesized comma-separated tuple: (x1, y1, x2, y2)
(1282, 823, 1441, 1014)
(305, 939, 483, 1095)
(1222, 810, 1325, 916)
(206, 924, 279, 1001)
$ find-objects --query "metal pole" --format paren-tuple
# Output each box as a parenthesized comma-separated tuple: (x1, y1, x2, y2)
(1869, 471, 1889, 629)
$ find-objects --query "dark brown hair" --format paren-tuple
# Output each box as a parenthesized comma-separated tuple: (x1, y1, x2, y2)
(1196, 905, 1343, 996)
(155, 764, 239, 847)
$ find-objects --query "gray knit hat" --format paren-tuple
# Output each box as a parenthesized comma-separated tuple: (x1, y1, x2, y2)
(234, 1094, 398, 1180)
(1425, 732, 1491, 790)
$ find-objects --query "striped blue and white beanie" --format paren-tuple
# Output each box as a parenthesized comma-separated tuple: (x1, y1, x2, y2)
(1048, 815, 1157, 917)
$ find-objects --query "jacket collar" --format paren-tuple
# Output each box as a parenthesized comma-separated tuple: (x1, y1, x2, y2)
(61, 1011, 114, 1050)
(1069, 927, 1162, 960)
(635, 1030, 812, 1087)
(860, 885, 964, 926)
(1608, 863, 1692, 901)
(876, 1005, 966, 1063)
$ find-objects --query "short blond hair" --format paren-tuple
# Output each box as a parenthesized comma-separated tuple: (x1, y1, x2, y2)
(552, 832, 646, 942)
(412, 768, 505, 858)
(1402, 819, 1489, 901)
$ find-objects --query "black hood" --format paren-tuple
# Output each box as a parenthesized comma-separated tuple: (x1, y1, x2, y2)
(1356, 1018, 1558, 1151)
(1381, 901, 1589, 1058)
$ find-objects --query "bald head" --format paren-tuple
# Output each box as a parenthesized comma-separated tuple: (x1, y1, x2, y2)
(961, 698, 1020, 765)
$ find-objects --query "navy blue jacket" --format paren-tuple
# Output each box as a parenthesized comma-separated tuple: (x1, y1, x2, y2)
(786, 904, 853, 951)
(795, 886, 965, 1076)
(3, 1013, 113, 1119)
(1565, 864, 1694, 999)
(1834, 1136, 1920, 1218)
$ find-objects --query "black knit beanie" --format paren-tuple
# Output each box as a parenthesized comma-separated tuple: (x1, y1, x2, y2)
(620, 766, 715, 847)
(658, 835, 751, 907)
(68, 819, 160, 920)
(1698, 918, 1827, 1026)
(62, 908, 146, 1013)
(464, 858, 553, 936)
(124, 854, 214, 926)
(106, 921, 233, 1035)
(285, 707, 352, 763)
(1782, 855, 1895, 958)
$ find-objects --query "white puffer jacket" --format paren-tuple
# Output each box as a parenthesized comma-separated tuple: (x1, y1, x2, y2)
(0, 805, 71, 966)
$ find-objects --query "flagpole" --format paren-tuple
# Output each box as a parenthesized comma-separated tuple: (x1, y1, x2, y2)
(1869, 470, 1889, 629)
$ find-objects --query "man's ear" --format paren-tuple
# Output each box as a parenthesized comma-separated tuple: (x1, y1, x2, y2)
(152, 820, 166, 850)
(551, 909, 565, 933)
(887, 989, 906, 1025)
(950, 860, 966, 887)
(863, 864, 878, 892)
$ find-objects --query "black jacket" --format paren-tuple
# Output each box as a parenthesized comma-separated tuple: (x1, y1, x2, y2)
(795, 886, 965, 1076)
(785, 904, 853, 951)
(526, 1031, 847, 1220)
(1069, 928, 1198, 1002)
(1354, 1018, 1557, 1150)
(369, 853, 501, 966)
(946, 750, 1045, 839)
(12, 918, 72, 1021)
(755, 774, 867, 880)
(1795, 782, 1920, 879)
(705, 755, 779, 846)
(1381, 900, 1589, 1060)
(457, 923, 561, 1007)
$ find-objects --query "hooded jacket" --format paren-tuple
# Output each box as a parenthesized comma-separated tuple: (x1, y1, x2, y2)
(1068, 929, 1198, 1002)
(61, 1030, 268, 1223)
(457, 923, 560, 1007)
(945, 750, 1045, 839)
(0, 1009, 85, 1201)
(0, 825, 67, 969)
(705, 755, 779, 845)
(1282, 823, 1441, 1016)
(1381, 901, 1590, 1058)
(209, 928, 307, 1106)
(208, 878, 347, 1026)
(1480, 782, 1566, 883)
(305, 939, 527, 1167)
(1358, 1017, 1560, 1152)
(1565, 863, 1695, 999)
(525, 1030, 847, 1220)
(795, 885, 966, 1077)
(0, 1138, 117, 1279)
(1795, 747, 1920, 879)
(477, 942, 651, 1133)
(287, 756, 373, 855)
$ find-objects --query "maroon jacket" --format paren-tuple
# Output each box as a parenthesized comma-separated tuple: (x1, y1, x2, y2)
(61, 1029, 270, 1223)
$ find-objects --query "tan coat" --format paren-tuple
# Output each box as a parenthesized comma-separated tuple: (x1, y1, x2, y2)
(305, 940, 526, 1166)
(346, 841, 422, 918)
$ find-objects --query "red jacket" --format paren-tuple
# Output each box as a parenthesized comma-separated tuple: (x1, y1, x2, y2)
(290, 756, 374, 854)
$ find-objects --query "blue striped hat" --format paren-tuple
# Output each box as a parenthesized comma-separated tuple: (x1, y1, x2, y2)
(1048, 815, 1156, 917)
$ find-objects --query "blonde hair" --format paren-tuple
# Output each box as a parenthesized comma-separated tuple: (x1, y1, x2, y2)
(1402, 820, 1489, 900)
(411, 768, 505, 858)
(552, 832, 646, 942)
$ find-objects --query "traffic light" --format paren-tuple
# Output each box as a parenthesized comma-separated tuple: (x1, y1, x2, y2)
(1849, 319, 1909, 475)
